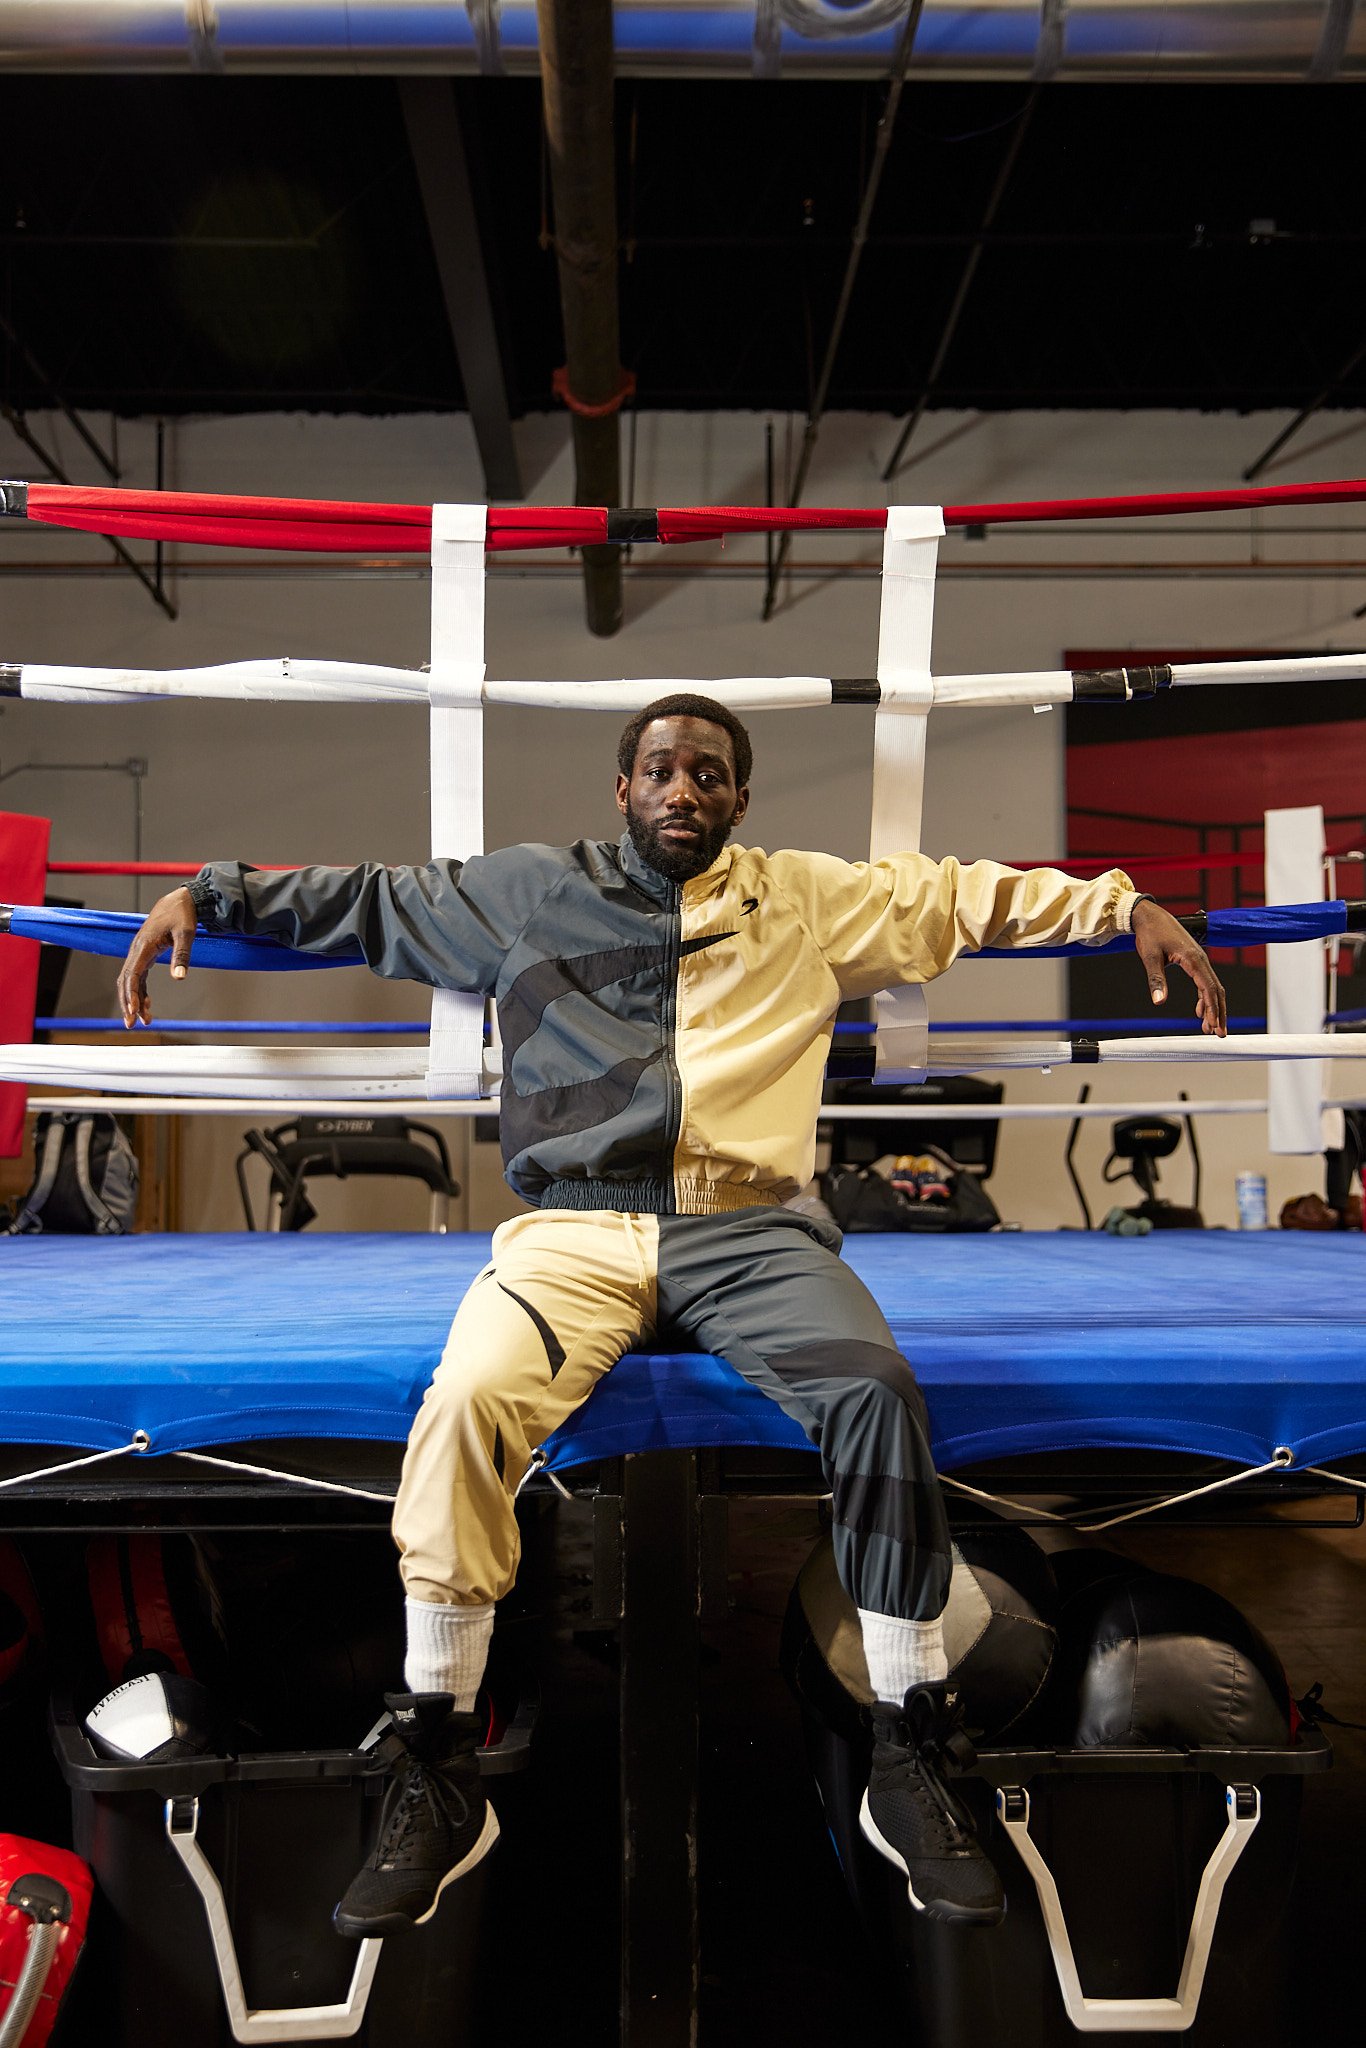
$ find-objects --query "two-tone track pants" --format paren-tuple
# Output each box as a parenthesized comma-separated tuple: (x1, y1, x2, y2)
(393, 1205, 951, 1625)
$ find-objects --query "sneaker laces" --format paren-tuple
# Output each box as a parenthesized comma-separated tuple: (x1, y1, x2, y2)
(374, 1751, 473, 1867)
(903, 1744, 976, 1852)
(876, 1695, 979, 1851)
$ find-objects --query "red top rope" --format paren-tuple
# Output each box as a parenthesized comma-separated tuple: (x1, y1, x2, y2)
(9, 475, 1366, 555)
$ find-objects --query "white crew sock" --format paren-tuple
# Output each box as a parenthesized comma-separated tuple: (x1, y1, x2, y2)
(403, 1597, 495, 1712)
(858, 1608, 948, 1703)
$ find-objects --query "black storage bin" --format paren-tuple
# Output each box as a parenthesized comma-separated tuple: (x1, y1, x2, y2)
(51, 1697, 496, 2047)
(806, 1712, 1329, 2046)
(784, 1532, 1332, 2045)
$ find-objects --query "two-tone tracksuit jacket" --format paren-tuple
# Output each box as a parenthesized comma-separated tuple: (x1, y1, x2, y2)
(192, 836, 1140, 1214)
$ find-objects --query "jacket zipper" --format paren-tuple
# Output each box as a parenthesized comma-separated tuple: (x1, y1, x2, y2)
(659, 882, 682, 1213)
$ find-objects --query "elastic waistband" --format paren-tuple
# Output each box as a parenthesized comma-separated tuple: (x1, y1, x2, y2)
(538, 1178, 673, 1213)
(537, 1177, 782, 1217)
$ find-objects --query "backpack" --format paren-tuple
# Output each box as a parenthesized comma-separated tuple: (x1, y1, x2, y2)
(5, 1112, 139, 1236)
(823, 1149, 999, 1234)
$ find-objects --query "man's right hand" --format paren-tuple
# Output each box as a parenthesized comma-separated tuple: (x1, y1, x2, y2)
(117, 886, 197, 1028)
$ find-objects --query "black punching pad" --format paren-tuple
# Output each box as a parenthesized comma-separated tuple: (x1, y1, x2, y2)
(1053, 1551, 1293, 1748)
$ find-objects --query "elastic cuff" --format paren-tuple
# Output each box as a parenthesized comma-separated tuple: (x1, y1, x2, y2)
(187, 874, 218, 920)
(1114, 889, 1155, 935)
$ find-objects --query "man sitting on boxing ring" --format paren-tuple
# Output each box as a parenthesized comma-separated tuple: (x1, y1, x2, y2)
(116, 692, 1227, 1936)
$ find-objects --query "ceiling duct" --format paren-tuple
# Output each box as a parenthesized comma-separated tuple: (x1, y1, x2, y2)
(0, 0, 1361, 79)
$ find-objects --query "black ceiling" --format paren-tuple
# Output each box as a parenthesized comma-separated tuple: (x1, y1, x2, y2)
(2, 75, 1364, 425)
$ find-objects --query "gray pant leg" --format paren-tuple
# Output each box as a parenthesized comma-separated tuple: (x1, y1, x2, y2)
(656, 1208, 951, 1624)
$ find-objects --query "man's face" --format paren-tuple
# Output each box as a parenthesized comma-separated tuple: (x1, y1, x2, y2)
(615, 715, 750, 882)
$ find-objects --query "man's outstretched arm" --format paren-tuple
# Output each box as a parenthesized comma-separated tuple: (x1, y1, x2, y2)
(117, 853, 552, 1028)
(774, 850, 1227, 1036)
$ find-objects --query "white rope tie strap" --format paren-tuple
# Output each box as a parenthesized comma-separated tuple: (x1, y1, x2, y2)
(1074, 1447, 1296, 1533)
(0, 1435, 395, 1506)
(172, 1449, 396, 1505)
(939, 1472, 1071, 1522)
(941, 1445, 1298, 1533)
(1303, 1465, 1366, 1494)
(0, 1442, 147, 1493)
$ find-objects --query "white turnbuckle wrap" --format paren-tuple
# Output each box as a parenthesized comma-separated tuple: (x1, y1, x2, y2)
(1265, 804, 1329, 1156)
(164, 1797, 382, 2042)
(995, 1781, 1261, 2034)
(871, 506, 943, 1082)
(427, 502, 491, 1099)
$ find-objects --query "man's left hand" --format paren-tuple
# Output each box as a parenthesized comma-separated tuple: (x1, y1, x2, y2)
(1130, 900, 1227, 1037)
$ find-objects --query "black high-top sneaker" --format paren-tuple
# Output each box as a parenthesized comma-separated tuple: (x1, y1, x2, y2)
(334, 1692, 500, 1937)
(859, 1684, 1005, 1927)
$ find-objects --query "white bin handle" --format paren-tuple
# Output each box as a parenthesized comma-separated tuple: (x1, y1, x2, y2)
(165, 1796, 382, 2043)
(995, 1781, 1261, 2035)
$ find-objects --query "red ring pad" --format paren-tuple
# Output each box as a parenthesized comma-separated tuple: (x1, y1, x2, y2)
(0, 811, 50, 1158)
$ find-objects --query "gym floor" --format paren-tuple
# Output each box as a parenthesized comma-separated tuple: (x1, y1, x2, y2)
(481, 1494, 1366, 2046)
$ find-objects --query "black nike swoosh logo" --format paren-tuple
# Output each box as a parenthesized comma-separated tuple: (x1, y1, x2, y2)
(741, 898, 759, 915)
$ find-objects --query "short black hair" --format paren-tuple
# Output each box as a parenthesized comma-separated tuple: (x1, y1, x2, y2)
(617, 693, 753, 788)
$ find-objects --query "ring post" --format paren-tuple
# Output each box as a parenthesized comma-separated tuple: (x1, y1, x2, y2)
(1265, 806, 1329, 1155)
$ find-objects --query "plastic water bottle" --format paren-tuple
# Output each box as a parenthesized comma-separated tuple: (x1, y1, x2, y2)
(1236, 1172, 1269, 1230)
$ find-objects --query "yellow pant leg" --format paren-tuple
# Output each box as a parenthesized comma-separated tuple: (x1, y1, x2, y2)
(394, 1210, 658, 1605)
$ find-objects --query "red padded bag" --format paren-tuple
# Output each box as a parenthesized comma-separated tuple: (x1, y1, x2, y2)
(0, 1838, 91, 2047)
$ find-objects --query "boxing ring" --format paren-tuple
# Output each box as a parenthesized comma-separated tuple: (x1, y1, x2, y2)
(2, 1230, 1366, 1495)
(4, 474, 1366, 2046)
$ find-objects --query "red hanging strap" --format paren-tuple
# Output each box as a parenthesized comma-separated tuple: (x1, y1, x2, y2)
(551, 367, 637, 419)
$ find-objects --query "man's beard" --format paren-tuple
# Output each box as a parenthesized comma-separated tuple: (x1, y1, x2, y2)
(625, 799, 736, 883)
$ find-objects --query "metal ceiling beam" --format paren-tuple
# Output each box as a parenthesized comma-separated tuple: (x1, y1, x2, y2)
(537, 0, 627, 637)
(761, 0, 924, 622)
(1242, 333, 1366, 481)
(0, 309, 119, 482)
(881, 91, 1037, 483)
(0, 409, 175, 617)
(398, 79, 523, 503)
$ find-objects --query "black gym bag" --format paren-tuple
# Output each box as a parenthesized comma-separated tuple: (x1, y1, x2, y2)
(5, 1112, 139, 1236)
(823, 1151, 999, 1233)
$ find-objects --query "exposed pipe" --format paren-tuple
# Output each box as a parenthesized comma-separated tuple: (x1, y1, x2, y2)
(5, 555, 1366, 585)
(0, 1, 1360, 79)
(536, 0, 626, 637)
(0, 406, 175, 617)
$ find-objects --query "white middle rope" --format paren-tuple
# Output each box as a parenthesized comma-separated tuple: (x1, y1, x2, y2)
(14, 650, 1366, 711)
(3, 1036, 1364, 1098)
